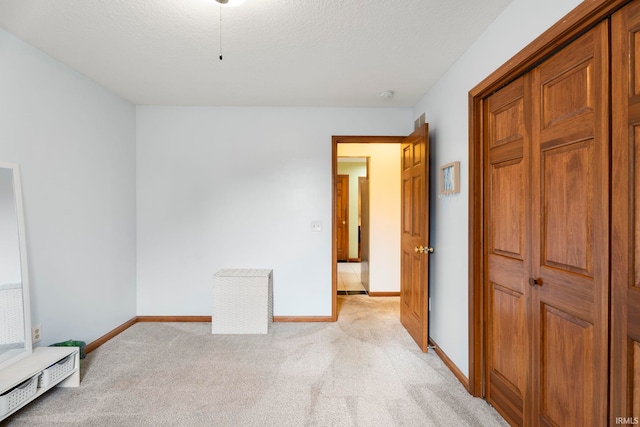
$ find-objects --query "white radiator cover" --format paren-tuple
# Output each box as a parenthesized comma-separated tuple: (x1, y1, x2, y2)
(212, 269, 273, 334)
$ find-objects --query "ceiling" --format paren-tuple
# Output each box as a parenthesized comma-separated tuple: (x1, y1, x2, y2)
(0, 0, 512, 107)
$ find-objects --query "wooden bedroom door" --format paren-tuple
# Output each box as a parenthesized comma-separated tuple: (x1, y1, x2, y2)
(484, 21, 610, 426)
(400, 124, 431, 352)
(336, 174, 349, 262)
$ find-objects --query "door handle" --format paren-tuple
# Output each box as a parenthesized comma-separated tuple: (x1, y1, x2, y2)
(528, 277, 542, 287)
(414, 246, 434, 254)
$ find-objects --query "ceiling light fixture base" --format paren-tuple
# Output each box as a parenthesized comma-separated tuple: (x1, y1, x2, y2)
(214, 0, 246, 7)
(379, 90, 395, 100)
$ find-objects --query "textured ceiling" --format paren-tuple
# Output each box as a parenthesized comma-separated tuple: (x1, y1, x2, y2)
(0, 0, 512, 107)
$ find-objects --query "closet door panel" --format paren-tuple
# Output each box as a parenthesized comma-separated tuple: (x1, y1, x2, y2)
(612, 2, 640, 422)
(542, 140, 593, 275)
(633, 342, 640, 417)
(635, 125, 640, 291)
(531, 21, 609, 427)
(541, 60, 594, 129)
(540, 305, 593, 427)
(484, 77, 530, 426)
(491, 159, 524, 258)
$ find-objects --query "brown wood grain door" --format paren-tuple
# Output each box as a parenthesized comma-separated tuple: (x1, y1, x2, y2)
(336, 174, 349, 262)
(484, 76, 531, 426)
(360, 178, 370, 292)
(400, 124, 430, 352)
(529, 22, 609, 427)
(612, 3, 640, 423)
(484, 22, 609, 426)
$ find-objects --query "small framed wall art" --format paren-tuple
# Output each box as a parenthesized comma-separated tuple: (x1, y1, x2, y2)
(440, 161, 460, 195)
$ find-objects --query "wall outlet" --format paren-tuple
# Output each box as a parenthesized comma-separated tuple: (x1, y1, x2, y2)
(32, 325, 41, 343)
(311, 220, 322, 232)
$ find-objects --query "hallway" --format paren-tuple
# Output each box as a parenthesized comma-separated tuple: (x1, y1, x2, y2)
(337, 262, 367, 295)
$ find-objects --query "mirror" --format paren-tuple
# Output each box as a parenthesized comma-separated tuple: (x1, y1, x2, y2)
(0, 162, 32, 371)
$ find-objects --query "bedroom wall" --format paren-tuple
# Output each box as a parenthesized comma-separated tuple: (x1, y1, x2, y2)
(0, 29, 137, 346)
(413, 0, 582, 377)
(136, 107, 411, 316)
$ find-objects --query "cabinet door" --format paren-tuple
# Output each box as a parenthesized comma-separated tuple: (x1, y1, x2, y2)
(529, 21, 610, 427)
(612, 2, 640, 423)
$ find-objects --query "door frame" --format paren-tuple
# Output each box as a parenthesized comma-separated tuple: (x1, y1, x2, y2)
(468, 0, 630, 396)
(331, 135, 404, 321)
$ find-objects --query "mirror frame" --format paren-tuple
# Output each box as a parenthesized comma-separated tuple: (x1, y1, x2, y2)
(0, 161, 32, 371)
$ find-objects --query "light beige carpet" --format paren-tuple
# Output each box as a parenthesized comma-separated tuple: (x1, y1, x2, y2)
(4, 296, 508, 426)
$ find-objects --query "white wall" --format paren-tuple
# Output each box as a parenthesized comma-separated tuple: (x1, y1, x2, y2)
(0, 29, 137, 346)
(338, 144, 401, 293)
(136, 107, 411, 316)
(413, 0, 582, 377)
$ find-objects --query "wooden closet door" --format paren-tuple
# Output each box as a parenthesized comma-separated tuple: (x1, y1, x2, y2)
(485, 21, 610, 426)
(484, 76, 532, 426)
(529, 21, 610, 427)
(612, 2, 640, 423)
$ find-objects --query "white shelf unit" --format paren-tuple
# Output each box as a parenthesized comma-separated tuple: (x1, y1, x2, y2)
(0, 346, 80, 421)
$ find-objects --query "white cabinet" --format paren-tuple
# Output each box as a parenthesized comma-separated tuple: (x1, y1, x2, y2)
(0, 346, 80, 421)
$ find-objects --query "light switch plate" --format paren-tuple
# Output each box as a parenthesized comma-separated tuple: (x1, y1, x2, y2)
(311, 221, 322, 232)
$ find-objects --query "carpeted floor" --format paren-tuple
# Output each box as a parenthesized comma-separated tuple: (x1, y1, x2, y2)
(3, 296, 508, 426)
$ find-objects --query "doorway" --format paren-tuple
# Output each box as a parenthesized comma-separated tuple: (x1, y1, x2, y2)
(336, 173, 349, 262)
(331, 129, 432, 352)
(336, 157, 368, 295)
(331, 135, 404, 321)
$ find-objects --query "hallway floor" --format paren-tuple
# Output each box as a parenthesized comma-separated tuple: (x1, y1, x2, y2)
(337, 262, 367, 294)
